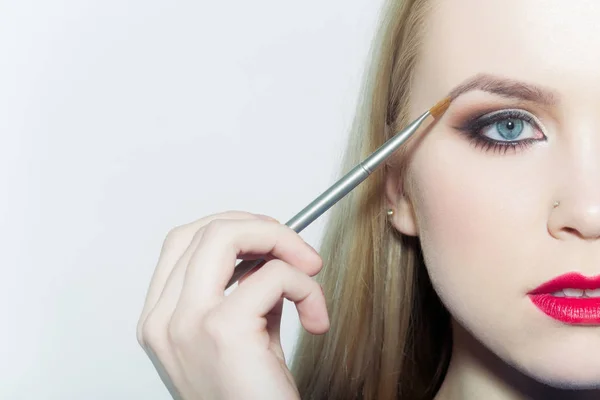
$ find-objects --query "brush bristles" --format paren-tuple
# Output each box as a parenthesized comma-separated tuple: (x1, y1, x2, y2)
(429, 96, 451, 119)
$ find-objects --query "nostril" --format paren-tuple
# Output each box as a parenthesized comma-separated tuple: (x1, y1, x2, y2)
(563, 227, 579, 236)
(561, 226, 599, 240)
(552, 226, 584, 240)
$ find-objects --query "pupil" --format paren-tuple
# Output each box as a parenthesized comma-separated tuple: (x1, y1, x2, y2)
(506, 120, 514, 130)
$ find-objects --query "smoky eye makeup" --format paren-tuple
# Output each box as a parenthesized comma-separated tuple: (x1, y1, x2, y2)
(450, 107, 548, 155)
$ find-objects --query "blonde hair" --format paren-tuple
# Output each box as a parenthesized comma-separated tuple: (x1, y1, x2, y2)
(290, 1, 452, 399)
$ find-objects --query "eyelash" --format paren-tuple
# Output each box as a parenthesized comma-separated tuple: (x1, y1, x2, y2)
(455, 109, 546, 155)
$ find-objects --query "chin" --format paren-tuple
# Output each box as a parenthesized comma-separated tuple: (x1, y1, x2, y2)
(507, 332, 600, 389)
(524, 369, 600, 390)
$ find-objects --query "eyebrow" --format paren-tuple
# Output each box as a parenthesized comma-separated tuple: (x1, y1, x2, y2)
(448, 73, 559, 105)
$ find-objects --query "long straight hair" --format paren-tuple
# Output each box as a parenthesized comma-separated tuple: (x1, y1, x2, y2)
(290, 1, 452, 399)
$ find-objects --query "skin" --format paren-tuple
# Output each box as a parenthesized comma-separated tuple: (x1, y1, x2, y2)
(386, 0, 600, 398)
(137, 212, 327, 399)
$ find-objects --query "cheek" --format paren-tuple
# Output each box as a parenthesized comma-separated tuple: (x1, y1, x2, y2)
(405, 130, 600, 384)
(406, 131, 550, 320)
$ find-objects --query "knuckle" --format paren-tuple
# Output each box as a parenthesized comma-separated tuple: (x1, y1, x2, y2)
(136, 321, 145, 347)
(228, 210, 257, 219)
(203, 219, 230, 238)
(164, 214, 232, 249)
(189, 223, 207, 245)
(165, 225, 186, 241)
(163, 225, 187, 249)
(141, 314, 167, 349)
(136, 316, 152, 347)
(164, 210, 261, 248)
(254, 213, 279, 222)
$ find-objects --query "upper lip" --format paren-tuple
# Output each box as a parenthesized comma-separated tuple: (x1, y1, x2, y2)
(529, 272, 600, 294)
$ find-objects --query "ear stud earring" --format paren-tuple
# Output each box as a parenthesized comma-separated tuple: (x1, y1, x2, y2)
(387, 209, 394, 216)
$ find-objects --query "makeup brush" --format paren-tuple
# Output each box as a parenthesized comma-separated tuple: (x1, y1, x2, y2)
(226, 96, 451, 289)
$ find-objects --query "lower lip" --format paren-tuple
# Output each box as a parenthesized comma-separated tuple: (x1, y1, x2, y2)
(529, 294, 600, 324)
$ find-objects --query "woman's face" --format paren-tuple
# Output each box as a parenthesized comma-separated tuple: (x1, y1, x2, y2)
(390, 0, 600, 387)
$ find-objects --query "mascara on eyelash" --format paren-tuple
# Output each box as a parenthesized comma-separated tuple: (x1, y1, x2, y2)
(454, 109, 538, 132)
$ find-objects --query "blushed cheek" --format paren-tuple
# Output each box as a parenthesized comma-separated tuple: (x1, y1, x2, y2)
(405, 134, 538, 302)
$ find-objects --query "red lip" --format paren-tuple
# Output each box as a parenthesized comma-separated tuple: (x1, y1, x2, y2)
(528, 273, 600, 325)
(530, 272, 600, 294)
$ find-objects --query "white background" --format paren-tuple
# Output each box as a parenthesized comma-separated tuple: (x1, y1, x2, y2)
(1, 1, 383, 398)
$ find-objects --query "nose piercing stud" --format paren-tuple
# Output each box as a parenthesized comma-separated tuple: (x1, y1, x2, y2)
(553, 201, 560, 208)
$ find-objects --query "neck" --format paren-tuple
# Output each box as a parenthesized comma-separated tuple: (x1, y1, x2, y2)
(433, 320, 600, 400)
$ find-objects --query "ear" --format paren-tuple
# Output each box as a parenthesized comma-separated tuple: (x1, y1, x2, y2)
(384, 166, 419, 236)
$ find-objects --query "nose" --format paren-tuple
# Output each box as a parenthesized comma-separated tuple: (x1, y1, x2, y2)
(548, 148, 600, 240)
(548, 199, 600, 240)
(546, 110, 600, 241)
(545, 101, 600, 241)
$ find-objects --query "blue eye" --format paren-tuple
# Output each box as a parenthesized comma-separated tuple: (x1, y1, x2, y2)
(481, 117, 533, 142)
(456, 109, 547, 154)
(495, 119, 524, 140)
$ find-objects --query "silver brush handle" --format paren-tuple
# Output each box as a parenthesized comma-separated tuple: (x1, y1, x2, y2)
(225, 110, 430, 289)
(226, 164, 369, 288)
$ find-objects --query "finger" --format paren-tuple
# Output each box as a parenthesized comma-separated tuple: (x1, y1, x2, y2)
(138, 211, 276, 344)
(145, 233, 253, 335)
(218, 259, 329, 336)
(142, 213, 279, 342)
(264, 298, 285, 360)
(178, 219, 322, 309)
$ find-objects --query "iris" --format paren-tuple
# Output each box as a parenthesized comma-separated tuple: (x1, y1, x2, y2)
(495, 119, 524, 140)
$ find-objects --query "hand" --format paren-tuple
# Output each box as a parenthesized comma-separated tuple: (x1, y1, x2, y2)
(137, 211, 329, 400)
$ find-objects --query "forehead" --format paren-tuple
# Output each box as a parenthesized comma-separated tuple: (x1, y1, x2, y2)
(411, 0, 600, 106)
